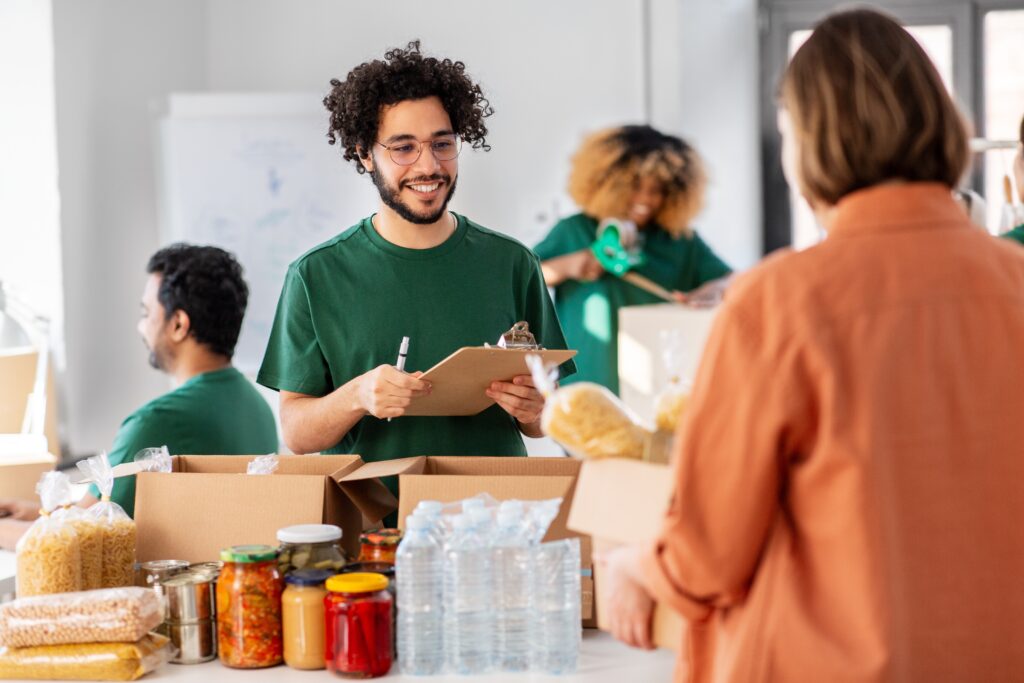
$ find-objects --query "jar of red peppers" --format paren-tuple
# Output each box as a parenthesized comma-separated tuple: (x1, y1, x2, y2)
(216, 545, 283, 669)
(358, 529, 402, 565)
(325, 572, 393, 678)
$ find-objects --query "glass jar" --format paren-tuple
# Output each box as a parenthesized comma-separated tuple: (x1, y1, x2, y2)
(282, 569, 333, 670)
(216, 545, 283, 669)
(277, 524, 347, 574)
(357, 529, 402, 565)
(325, 573, 393, 678)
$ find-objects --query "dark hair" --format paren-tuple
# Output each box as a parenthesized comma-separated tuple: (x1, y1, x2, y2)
(147, 244, 248, 359)
(323, 40, 494, 173)
(780, 8, 969, 205)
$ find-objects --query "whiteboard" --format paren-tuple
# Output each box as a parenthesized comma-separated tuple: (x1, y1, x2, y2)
(159, 93, 378, 374)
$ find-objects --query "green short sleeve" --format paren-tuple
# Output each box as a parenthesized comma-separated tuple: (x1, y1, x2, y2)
(522, 253, 577, 380)
(687, 232, 732, 289)
(257, 266, 332, 396)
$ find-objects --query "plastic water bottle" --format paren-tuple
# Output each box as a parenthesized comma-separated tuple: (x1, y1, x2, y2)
(396, 515, 445, 675)
(468, 506, 493, 536)
(531, 538, 581, 674)
(444, 513, 493, 674)
(492, 509, 532, 672)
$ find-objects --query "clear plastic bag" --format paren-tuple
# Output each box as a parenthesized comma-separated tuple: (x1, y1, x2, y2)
(15, 472, 82, 598)
(246, 454, 279, 475)
(78, 454, 137, 589)
(653, 329, 691, 433)
(51, 506, 104, 592)
(132, 446, 172, 474)
(0, 587, 162, 648)
(528, 354, 647, 460)
(0, 633, 172, 681)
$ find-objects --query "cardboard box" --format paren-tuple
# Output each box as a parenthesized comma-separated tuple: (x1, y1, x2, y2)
(371, 455, 596, 626)
(567, 457, 685, 650)
(618, 304, 717, 425)
(0, 448, 57, 500)
(135, 455, 395, 563)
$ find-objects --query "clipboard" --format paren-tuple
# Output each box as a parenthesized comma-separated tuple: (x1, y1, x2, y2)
(403, 347, 577, 417)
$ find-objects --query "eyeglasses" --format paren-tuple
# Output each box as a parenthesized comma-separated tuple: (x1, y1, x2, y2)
(375, 134, 462, 166)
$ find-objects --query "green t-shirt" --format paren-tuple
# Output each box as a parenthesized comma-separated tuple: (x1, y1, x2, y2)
(257, 213, 574, 471)
(1002, 225, 1024, 245)
(533, 213, 731, 394)
(88, 367, 278, 517)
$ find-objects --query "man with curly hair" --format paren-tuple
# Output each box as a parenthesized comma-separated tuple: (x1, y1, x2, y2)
(534, 125, 732, 394)
(258, 42, 573, 477)
(0, 244, 278, 543)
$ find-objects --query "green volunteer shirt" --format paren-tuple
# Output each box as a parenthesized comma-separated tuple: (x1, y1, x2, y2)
(1002, 224, 1024, 245)
(257, 213, 575, 474)
(88, 367, 278, 517)
(533, 212, 731, 395)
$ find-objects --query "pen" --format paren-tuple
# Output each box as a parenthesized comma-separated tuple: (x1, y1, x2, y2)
(388, 336, 410, 422)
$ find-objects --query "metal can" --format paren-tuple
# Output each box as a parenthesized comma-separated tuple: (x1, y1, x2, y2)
(137, 560, 191, 620)
(162, 571, 218, 664)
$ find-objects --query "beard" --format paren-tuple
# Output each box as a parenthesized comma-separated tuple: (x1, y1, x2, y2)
(371, 167, 458, 224)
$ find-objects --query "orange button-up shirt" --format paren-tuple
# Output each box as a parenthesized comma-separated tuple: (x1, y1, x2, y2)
(643, 183, 1024, 682)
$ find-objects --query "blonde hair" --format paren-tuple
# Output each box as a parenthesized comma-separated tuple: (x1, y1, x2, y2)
(567, 125, 706, 238)
(780, 8, 969, 206)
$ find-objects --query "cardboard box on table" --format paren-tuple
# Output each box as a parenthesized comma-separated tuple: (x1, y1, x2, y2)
(0, 450, 57, 499)
(134, 455, 396, 563)
(367, 455, 596, 627)
(567, 457, 685, 651)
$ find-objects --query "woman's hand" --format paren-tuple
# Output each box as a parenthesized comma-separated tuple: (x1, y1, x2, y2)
(597, 545, 656, 650)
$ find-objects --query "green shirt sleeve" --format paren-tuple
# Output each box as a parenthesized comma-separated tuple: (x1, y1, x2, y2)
(257, 265, 332, 396)
(685, 232, 733, 290)
(522, 252, 577, 380)
(533, 218, 584, 261)
(86, 410, 161, 518)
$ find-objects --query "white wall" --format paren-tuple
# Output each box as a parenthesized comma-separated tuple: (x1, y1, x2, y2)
(53, 0, 208, 457)
(48, 0, 761, 457)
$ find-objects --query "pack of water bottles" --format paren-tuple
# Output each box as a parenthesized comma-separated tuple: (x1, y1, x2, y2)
(395, 495, 582, 676)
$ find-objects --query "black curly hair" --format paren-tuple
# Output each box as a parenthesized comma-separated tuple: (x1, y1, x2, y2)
(147, 244, 248, 359)
(323, 40, 494, 173)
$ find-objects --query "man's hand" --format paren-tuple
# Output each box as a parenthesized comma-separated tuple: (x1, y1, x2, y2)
(0, 499, 41, 521)
(487, 374, 545, 429)
(355, 365, 431, 419)
(597, 545, 656, 650)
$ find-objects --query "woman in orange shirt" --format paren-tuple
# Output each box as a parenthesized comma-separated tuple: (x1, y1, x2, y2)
(602, 8, 1024, 682)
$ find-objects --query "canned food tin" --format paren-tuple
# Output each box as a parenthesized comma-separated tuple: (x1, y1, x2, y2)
(188, 561, 223, 578)
(138, 560, 190, 588)
(167, 619, 217, 664)
(163, 571, 215, 622)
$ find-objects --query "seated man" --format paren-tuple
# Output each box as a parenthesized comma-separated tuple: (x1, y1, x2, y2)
(0, 244, 278, 549)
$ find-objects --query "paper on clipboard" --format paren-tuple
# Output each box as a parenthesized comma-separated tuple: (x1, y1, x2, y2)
(404, 347, 577, 417)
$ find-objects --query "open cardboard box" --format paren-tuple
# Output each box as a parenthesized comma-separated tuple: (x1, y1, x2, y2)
(0, 452, 58, 500)
(366, 455, 595, 626)
(567, 457, 685, 651)
(134, 455, 395, 563)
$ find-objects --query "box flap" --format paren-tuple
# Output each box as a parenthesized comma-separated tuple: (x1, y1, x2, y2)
(337, 456, 427, 482)
(172, 454, 362, 475)
(423, 455, 580, 477)
(567, 459, 673, 544)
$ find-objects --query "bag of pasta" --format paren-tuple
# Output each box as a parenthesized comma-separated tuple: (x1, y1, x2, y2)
(653, 329, 691, 433)
(77, 453, 137, 589)
(527, 355, 648, 460)
(51, 504, 104, 591)
(15, 472, 82, 598)
(0, 633, 171, 681)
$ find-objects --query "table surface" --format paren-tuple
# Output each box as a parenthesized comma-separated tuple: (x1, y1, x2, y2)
(0, 550, 676, 682)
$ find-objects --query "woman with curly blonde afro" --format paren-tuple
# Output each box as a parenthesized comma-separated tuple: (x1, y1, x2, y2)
(534, 125, 732, 394)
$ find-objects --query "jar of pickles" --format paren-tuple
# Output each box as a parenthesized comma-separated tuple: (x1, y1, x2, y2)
(325, 573, 393, 678)
(216, 545, 283, 669)
(282, 569, 334, 670)
(277, 524, 347, 574)
(357, 529, 402, 565)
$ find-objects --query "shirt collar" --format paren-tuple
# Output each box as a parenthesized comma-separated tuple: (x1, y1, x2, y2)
(826, 182, 969, 238)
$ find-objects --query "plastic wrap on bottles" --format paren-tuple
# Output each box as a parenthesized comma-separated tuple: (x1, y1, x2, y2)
(15, 472, 82, 598)
(77, 454, 136, 589)
(0, 633, 172, 681)
(0, 587, 162, 648)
